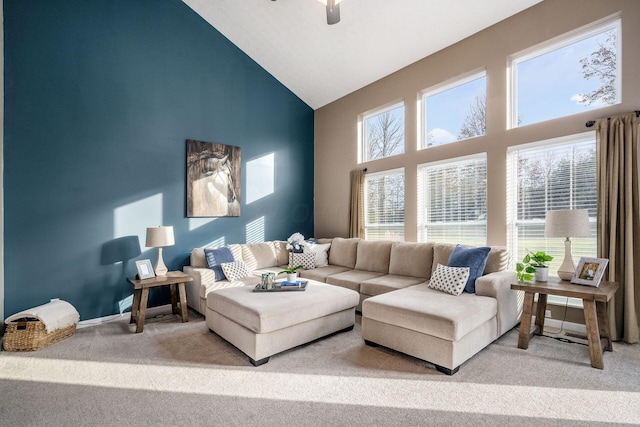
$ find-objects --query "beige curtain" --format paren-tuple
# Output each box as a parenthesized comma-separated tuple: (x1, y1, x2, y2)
(349, 169, 365, 238)
(596, 112, 640, 343)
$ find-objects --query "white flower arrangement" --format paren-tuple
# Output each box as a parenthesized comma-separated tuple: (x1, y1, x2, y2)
(286, 232, 305, 253)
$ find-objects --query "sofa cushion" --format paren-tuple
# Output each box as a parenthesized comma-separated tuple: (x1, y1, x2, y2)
(299, 265, 351, 282)
(191, 248, 208, 268)
(428, 263, 470, 296)
(304, 242, 331, 267)
(433, 243, 508, 276)
(388, 242, 434, 278)
(242, 242, 278, 271)
(328, 238, 360, 269)
(447, 245, 491, 293)
(221, 260, 252, 281)
(360, 275, 427, 297)
(362, 284, 498, 341)
(354, 240, 392, 274)
(326, 270, 385, 292)
(204, 247, 235, 282)
(273, 240, 289, 266)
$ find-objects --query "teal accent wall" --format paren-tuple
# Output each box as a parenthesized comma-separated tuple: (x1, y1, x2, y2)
(3, 0, 314, 320)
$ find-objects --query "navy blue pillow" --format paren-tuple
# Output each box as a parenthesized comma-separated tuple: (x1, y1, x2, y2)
(204, 247, 235, 281)
(447, 245, 491, 293)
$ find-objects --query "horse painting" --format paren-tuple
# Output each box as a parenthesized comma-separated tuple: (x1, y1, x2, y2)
(187, 140, 241, 217)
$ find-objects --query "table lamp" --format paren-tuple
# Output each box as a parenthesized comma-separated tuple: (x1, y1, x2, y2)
(145, 226, 175, 276)
(544, 209, 591, 280)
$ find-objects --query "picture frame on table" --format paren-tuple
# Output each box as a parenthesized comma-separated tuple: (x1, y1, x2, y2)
(571, 257, 608, 287)
(135, 259, 155, 280)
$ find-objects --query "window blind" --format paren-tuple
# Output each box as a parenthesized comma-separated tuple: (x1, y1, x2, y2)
(364, 169, 404, 241)
(418, 155, 487, 246)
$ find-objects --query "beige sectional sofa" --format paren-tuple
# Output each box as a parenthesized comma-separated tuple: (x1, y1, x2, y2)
(183, 237, 522, 374)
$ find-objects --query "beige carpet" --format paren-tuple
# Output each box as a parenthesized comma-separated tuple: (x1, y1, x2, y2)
(1, 309, 639, 426)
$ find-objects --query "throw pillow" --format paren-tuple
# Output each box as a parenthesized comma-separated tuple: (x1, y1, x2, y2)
(303, 243, 331, 267)
(289, 252, 315, 270)
(447, 244, 491, 293)
(204, 247, 235, 282)
(220, 260, 251, 281)
(429, 263, 470, 296)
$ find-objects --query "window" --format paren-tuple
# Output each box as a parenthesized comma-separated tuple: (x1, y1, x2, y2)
(511, 18, 620, 128)
(361, 103, 404, 162)
(364, 169, 404, 241)
(421, 71, 486, 148)
(418, 155, 487, 246)
(507, 133, 597, 288)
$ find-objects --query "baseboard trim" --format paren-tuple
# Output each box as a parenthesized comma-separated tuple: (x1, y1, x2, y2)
(533, 316, 587, 335)
(77, 304, 172, 329)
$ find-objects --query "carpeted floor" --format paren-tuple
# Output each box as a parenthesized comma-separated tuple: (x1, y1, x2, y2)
(1, 309, 639, 426)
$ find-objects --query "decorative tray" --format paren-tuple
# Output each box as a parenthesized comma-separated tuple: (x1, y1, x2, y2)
(253, 281, 308, 292)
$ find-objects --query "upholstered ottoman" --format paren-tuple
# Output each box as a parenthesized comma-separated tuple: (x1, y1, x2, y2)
(206, 280, 359, 366)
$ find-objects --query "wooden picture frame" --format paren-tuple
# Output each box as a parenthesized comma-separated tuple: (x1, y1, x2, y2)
(571, 257, 608, 287)
(135, 259, 155, 280)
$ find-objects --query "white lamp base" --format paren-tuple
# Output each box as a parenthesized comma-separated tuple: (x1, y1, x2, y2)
(557, 237, 575, 281)
(154, 247, 168, 276)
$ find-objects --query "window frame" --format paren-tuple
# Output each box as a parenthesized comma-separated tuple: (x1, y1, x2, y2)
(359, 101, 405, 163)
(419, 69, 487, 150)
(509, 16, 621, 129)
(507, 132, 598, 307)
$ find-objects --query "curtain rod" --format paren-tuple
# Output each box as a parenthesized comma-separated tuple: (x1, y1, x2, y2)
(585, 110, 640, 127)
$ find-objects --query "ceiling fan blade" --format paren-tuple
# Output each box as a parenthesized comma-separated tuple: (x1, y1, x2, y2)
(326, 1, 340, 25)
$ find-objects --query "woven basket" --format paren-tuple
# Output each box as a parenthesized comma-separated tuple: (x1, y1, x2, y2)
(3, 317, 76, 351)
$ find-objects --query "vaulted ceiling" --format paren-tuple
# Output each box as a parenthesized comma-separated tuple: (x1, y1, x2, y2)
(183, 0, 542, 109)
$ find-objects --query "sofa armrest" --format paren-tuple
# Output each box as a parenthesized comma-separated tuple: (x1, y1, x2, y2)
(183, 266, 217, 313)
(475, 270, 522, 337)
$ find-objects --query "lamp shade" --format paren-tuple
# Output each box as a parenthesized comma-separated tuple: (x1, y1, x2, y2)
(145, 226, 175, 248)
(544, 209, 591, 238)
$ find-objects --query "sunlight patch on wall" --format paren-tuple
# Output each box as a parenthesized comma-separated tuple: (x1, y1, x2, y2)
(189, 217, 217, 231)
(114, 193, 163, 248)
(246, 153, 275, 204)
(205, 236, 226, 248)
(246, 217, 265, 243)
(118, 295, 133, 314)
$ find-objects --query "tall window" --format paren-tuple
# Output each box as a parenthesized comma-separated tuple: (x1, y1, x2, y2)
(364, 169, 404, 241)
(421, 71, 486, 148)
(361, 103, 405, 162)
(511, 18, 620, 128)
(507, 133, 597, 276)
(418, 155, 487, 246)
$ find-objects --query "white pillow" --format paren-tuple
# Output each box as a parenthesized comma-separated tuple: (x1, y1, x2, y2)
(303, 243, 331, 267)
(428, 263, 470, 296)
(220, 260, 251, 281)
(289, 252, 315, 270)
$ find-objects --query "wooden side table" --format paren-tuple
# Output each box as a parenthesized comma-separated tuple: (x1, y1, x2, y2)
(511, 277, 618, 369)
(127, 271, 194, 333)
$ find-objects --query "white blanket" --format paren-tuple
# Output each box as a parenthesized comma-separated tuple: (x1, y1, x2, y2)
(5, 300, 80, 333)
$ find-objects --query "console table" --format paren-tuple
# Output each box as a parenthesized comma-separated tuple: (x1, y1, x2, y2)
(127, 271, 193, 333)
(511, 277, 618, 369)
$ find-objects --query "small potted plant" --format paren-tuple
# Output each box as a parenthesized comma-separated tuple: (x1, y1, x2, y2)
(523, 250, 554, 282)
(279, 265, 304, 283)
(516, 262, 536, 283)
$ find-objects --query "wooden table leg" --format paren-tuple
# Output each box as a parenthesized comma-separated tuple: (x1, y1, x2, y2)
(518, 291, 536, 349)
(535, 293, 547, 336)
(170, 284, 178, 315)
(136, 288, 150, 333)
(583, 299, 604, 369)
(596, 300, 613, 352)
(130, 289, 141, 324)
(178, 282, 188, 323)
